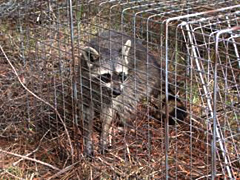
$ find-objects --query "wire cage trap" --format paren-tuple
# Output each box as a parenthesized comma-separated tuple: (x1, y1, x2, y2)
(0, 0, 240, 179)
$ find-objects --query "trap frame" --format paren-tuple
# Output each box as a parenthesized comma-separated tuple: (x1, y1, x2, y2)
(0, 0, 239, 179)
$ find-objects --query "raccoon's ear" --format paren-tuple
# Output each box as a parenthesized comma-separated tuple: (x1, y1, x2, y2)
(121, 40, 132, 63)
(82, 46, 99, 67)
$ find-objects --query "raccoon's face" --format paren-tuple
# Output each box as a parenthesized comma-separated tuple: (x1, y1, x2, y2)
(82, 39, 132, 98)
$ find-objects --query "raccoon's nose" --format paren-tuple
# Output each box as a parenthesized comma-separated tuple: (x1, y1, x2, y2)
(112, 89, 121, 97)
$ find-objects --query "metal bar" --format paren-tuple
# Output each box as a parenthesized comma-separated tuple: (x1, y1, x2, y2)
(68, 0, 76, 162)
(214, 26, 240, 180)
(165, 20, 170, 180)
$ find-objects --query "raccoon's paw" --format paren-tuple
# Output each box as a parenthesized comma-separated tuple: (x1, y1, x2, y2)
(84, 142, 94, 158)
(100, 147, 109, 155)
(99, 140, 111, 155)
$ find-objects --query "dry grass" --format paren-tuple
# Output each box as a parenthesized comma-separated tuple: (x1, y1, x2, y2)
(1, 2, 240, 179)
(0, 111, 214, 179)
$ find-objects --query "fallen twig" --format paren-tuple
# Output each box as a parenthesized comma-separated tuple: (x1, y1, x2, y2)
(1, 169, 25, 180)
(195, 173, 223, 180)
(47, 161, 80, 180)
(0, 148, 60, 171)
(0, 44, 74, 160)
(12, 130, 50, 166)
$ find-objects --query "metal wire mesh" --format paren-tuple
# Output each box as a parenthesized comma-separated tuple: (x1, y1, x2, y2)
(0, 0, 239, 179)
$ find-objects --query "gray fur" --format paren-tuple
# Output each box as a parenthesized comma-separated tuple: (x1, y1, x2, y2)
(80, 30, 186, 156)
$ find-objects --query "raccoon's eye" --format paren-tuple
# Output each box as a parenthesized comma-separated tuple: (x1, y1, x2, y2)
(99, 73, 111, 83)
(119, 72, 127, 82)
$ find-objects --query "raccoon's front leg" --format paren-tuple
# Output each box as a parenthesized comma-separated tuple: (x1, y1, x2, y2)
(100, 107, 114, 154)
(83, 106, 94, 157)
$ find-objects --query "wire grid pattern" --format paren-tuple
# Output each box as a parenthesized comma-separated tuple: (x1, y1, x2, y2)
(0, 0, 239, 179)
(179, 9, 240, 178)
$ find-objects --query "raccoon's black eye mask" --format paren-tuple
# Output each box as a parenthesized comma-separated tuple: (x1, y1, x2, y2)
(118, 72, 127, 82)
(98, 72, 128, 83)
(98, 73, 111, 83)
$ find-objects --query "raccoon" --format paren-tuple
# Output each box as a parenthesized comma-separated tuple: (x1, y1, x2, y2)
(80, 31, 186, 156)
